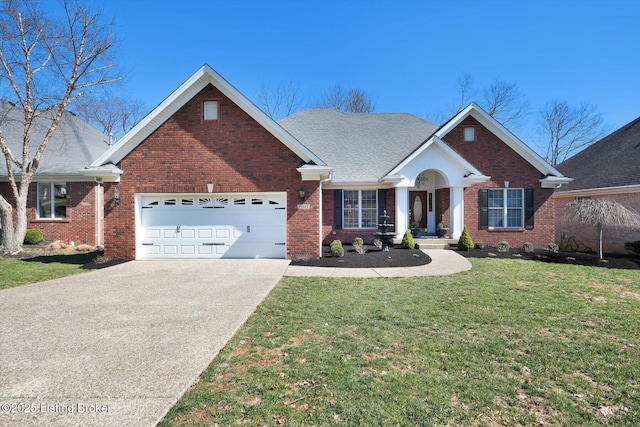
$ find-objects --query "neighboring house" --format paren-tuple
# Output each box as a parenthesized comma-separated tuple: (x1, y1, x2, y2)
(0, 100, 112, 245)
(555, 117, 640, 253)
(81, 64, 571, 260)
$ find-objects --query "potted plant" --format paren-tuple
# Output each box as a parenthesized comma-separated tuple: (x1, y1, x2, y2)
(436, 222, 448, 238)
(410, 222, 421, 237)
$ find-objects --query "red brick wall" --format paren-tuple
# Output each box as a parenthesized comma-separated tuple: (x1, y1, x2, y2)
(104, 84, 320, 260)
(322, 188, 396, 245)
(0, 181, 99, 245)
(442, 116, 556, 249)
(555, 192, 640, 253)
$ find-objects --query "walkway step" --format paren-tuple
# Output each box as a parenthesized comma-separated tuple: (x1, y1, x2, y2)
(414, 238, 457, 250)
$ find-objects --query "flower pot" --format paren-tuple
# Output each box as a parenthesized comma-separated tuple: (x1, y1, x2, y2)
(436, 228, 448, 238)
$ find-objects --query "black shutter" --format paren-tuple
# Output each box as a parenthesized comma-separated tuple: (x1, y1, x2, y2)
(377, 189, 387, 221)
(333, 189, 343, 229)
(480, 189, 488, 229)
(525, 187, 534, 230)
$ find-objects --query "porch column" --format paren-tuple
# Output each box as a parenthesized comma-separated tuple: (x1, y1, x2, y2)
(450, 186, 464, 239)
(395, 186, 409, 235)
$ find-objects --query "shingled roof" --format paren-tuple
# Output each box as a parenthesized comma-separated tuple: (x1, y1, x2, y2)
(556, 116, 640, 192)
(0, 100, 109, 177)
(279, 109, 439, 183)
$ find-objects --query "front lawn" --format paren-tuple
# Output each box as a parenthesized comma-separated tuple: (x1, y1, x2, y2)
(0, 252, 97, 290)
(161, 258, 639, 426)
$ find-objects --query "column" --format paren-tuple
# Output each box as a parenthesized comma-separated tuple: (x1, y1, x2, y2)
(395, 186, 409, 235)
(450, 187, 464, 239)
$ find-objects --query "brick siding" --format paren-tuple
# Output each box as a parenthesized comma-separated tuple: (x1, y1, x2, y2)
(104, 84, 319, 260)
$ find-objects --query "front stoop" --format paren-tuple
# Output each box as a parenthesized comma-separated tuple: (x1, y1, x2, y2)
(413, 237, 458, 250)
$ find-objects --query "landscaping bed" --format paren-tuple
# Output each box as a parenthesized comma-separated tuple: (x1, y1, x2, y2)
(290, 244, 431, 268)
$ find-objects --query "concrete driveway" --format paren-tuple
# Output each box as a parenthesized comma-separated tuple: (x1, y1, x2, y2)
(0, 259, 290, 427)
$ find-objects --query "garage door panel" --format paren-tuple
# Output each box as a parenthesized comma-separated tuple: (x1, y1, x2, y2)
(139, 193, 286, 259)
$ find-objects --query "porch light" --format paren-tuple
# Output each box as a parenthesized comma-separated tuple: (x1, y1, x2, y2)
(113, 187, 121, 205)
(206, 183, 214, 193)
(299, 187, 306, 201)
(504, 181, 510, 188)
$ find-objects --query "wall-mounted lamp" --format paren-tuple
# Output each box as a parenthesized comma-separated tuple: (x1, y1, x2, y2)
(504, 181, 510, 188)
(113, 187, 121, 205)
(206, 183, 214, 193)
(299, 187, 306, 201)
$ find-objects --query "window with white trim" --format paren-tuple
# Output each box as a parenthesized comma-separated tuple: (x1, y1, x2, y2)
(488, 188, 523, 228)
(343, 190, 377, 228)
(38, 182, 67, 219)
(203, 101, 218, 120)
(464, 127, 475, 142)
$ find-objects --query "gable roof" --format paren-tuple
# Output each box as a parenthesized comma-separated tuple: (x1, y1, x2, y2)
(92, 64, 325, 168)
(0, 100, 109, 179)
(279, 109, 439, 183)
(556, 116, 640, 192)
(386, 103, 570, 187)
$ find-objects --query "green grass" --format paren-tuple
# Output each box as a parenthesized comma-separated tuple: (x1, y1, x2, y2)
(161, 258, 640, 426)
(0, 252, 96, 289)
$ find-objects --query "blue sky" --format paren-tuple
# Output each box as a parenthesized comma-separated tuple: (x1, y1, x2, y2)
(97, 0, 639, 151)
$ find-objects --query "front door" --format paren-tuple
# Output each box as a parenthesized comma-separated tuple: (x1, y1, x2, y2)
(409, 191, 427, 229)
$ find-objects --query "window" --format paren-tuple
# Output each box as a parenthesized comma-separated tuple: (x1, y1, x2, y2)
(464, 127, 475, 142)
(487, 188, 523, 228)
(38, 182, 67, 219)
(343, 190, 377, 228)
(203, 101, 218, 120)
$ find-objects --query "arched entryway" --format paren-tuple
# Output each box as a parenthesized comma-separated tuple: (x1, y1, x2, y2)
(408, 170, 449, 235)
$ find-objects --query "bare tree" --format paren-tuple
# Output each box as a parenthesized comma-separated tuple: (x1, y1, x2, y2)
(256, 79, 303, 121)
(481, 80, 529, 128)
(538, 100, 606, 167)
(455, 73, 476, 113)
(564, 198, 640, 260)
(315, 85, 376, 113)
(0, 0, 118, 255)
(74, 94, 146, 139)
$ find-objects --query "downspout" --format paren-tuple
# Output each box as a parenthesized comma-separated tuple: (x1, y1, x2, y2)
(319, 173, 332, 258)
(95, 179, 102, 247)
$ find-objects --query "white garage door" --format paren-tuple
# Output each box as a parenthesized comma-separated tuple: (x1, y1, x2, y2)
(137, 193, 287, 259)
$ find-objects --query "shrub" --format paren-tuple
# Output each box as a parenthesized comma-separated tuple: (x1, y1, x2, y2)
(625, 240, 640, 255)
(23, 229, 44, 245)
(548, 243, 559, 253)
(523, 242, 534, 253)
(353, 238, 367, 254)
(457, 227, 474, 251)
(373, 238, 383, 250)
(330, 240, 344, 257)
(474, 241, 485, 249)
(353, 237, 363, 246)
(401, 229, 415, 249)
(497, 241, 510, 253)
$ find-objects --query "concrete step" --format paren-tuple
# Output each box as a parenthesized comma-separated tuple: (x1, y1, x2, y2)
(414, 237, 457, 250)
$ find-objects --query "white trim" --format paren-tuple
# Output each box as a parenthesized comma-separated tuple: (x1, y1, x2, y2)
(297, 165, 332, 181)
(92, 64, 325, 167)
(554, 184, 640, 198)
(540, 175, 573, 188)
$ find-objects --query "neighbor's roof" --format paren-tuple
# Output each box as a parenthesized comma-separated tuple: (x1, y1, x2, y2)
(557, 116, 640, 192)
(279, 109, 439, 183)
(0, 100, 109, 178)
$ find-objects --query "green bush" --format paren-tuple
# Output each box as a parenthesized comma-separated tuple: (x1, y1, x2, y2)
(23, 228, 44, 245)
(401, 229, 415, 249)
(353, 237, 364, 246)
(625, 240, 640, 255)
(523, 242, 534, 253)
(330, 240, 344, 257)
(474, 241, 485, 249)
(497, 241, 510, 253)
(457, 227, 474, 251)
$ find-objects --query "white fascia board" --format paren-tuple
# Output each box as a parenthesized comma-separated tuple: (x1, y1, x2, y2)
(323, 181, 392, 190)
(554, 184, 640, 198)
(540, 176, 573, 188)
(0, 174, 110, 183)
(463, 174, 491, 185)
(78, 165, 123, 182)
(92, 64, 325, 167)
(437, 103, 567, 178)
(297, 165, 332, 181)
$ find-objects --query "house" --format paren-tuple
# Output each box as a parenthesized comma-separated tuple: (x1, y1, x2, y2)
(555, 117, 640, 253)
(0, 100, 112, 246)
(80, 64, 571, 260)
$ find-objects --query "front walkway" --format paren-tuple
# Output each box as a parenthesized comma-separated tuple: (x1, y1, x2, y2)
(284, 249, 472, 277)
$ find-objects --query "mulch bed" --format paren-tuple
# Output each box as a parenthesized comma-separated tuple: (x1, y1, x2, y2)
(291, 244, 431, 268)
(454, 247, 640, 270)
